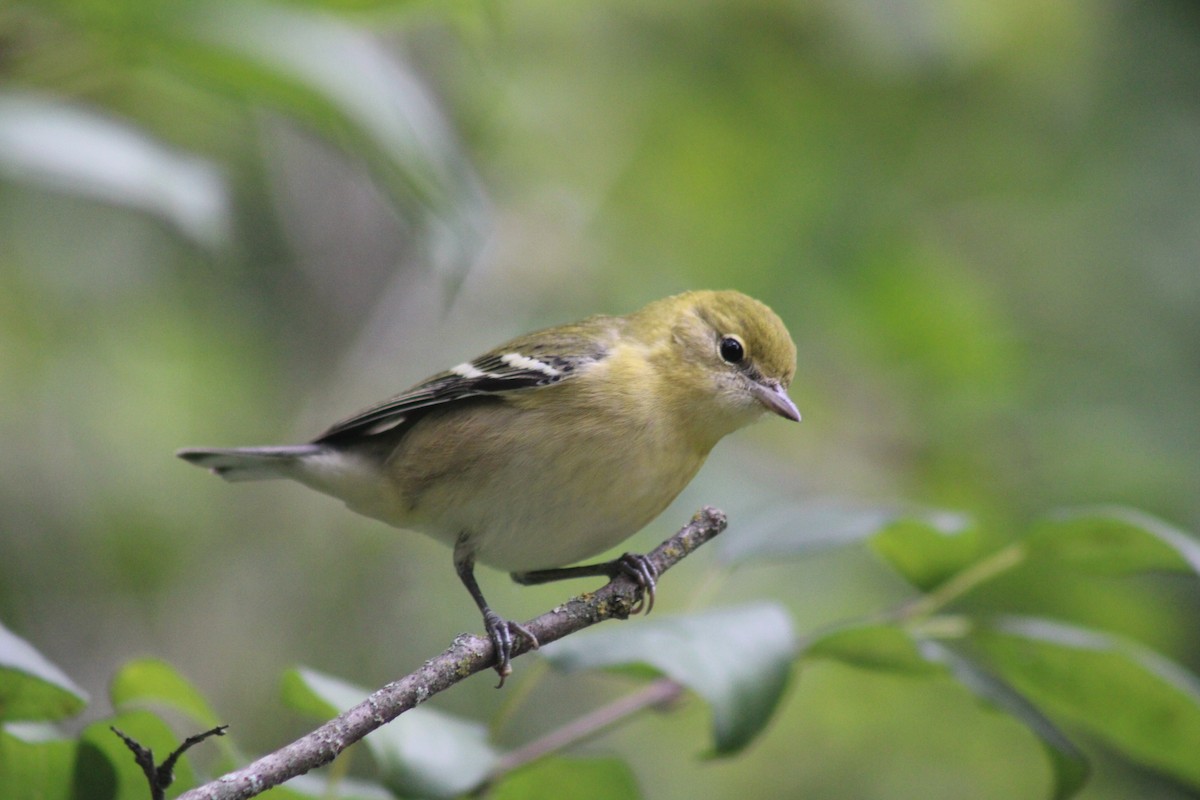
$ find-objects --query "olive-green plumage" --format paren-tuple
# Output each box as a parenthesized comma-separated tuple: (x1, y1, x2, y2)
(178, 290, 799, 681)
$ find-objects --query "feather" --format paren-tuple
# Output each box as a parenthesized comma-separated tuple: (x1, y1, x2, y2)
(313, 323, 615, 444)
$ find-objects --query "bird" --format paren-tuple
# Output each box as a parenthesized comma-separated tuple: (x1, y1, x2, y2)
(177, 290, 800, 684)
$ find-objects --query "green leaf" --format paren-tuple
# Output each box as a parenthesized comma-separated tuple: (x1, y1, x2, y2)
(283, 667, 498, 798)
(719, 502, 892, 563)
(919, 641, 1089, 800)
(542, 604, 796, 754)
(803, 622, 1088, 799)
(802, 622, 941, 675)
(179, 2, 488, 284)
(869, 515, 981, 591)
(0, 93, 231, 248)
(110, 659, 222, 728)
(720, 500, 973, 575)
(492, 757, 641, 800)
(74, 710, 198, 800)
(108, 660, 241, 776)
(0, 621, 88, 722)
(1, 723, 77, 800)
(976, 615, 1200, 788)
(1025, 506, 1200, 576)
(280, 667, 343, 719)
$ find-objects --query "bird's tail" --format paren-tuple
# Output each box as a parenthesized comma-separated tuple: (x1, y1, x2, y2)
(176, 445, 324, 482)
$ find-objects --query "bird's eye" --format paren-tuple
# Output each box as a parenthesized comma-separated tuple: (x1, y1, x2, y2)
(719, 335, 745, 364)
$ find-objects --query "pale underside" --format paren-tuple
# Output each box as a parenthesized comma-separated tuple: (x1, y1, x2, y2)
(293, 390, 711, 572)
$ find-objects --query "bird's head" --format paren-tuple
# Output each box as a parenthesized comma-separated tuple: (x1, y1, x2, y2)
(644, 290, 800, 441)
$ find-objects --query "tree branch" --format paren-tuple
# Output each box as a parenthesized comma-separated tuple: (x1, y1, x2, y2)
(177, 506, 727, 800)
(486, 677, 684, 784)
(113, 725, 229, 800)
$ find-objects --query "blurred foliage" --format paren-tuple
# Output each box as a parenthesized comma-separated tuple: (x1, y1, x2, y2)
(2, 0, 1200, 797)
(9, 508, 1200, 798)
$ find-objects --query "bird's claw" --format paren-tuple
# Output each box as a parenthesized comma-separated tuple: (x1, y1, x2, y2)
(483, 611, 538, 688)
(616, 553, 659, 615)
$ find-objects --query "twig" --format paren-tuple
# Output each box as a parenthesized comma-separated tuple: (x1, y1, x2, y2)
(113, 725, 229, 800)
(890, 542, 1027, 623)
(486, 677, 684, 782)
(177, 506, 728, 800)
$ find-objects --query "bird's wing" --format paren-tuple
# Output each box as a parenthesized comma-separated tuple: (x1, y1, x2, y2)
(313, 321, 614, 444)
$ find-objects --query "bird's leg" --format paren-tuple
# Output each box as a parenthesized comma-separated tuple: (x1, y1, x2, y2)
(511, 553, 659, 615)
(454, 535, 538, 687)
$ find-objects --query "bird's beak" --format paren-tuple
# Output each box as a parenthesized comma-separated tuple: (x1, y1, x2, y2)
(754, 381, 801, 422)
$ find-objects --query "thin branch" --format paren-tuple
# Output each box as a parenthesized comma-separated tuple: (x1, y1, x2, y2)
(890, 542, 1027, 623)
(113, 725, 229, 800)
(487, 677, 684, 782)
(177, 506, 728, 800)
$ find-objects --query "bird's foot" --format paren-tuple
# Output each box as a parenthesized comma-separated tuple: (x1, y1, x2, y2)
(615, 553, 659, 615)
(483, 610, 539, 688)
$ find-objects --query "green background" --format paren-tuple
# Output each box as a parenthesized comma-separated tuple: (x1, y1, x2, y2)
(1, 1, 1198, 797)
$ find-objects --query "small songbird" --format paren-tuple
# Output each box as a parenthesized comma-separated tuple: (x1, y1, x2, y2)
(178, 290, 799, 683)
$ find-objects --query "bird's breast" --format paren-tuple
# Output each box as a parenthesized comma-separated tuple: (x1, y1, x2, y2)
(389, 397, 709, 572)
